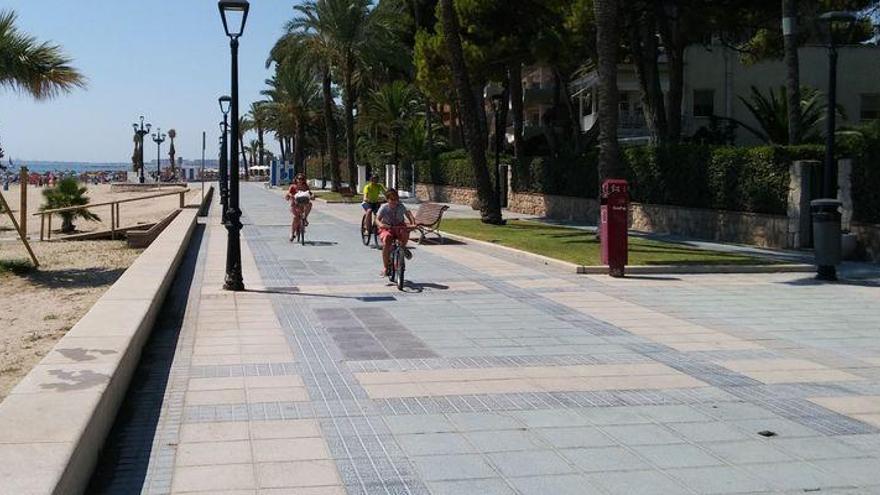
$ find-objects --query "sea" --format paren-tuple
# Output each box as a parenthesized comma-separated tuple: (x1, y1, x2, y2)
(4, 162, 130, 174)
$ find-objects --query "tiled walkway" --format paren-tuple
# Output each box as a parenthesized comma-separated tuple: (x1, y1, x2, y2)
(92, 184, 880, 494)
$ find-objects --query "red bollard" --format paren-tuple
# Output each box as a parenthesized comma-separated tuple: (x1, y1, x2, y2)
(600, 179, 629, 277)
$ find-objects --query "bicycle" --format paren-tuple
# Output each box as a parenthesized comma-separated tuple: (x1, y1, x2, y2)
(361, 211, 378, 246)
(386, 227, 415, 291)
(296, 216, 306, 245)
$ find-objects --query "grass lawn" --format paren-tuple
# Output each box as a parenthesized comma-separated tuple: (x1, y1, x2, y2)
(440, 218, 773, 266)
(0, 259, 34, 275)
(314, 191, 355, 203)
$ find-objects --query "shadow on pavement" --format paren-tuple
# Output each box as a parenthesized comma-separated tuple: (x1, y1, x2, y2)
(86, 224, 206, 494)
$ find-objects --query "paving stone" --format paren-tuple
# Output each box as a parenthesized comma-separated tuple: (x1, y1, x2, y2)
(632, 443, 723, 469)
(600, 424, 686, 446)
(508, 474, 600, 495)
(532, 426, 616, 449)
(465, 429, 547, 452)
(427, 478, 516, 495)
(487, 450, 576, 477)
(396, 432, 475, 456)
(587, 469, 693, 495)
(561, 446, 651, 472)
(667, 465, 771, 494)
(410, 454, 495, 481)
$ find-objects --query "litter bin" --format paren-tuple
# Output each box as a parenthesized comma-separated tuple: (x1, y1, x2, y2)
(811, 199, 842, 281)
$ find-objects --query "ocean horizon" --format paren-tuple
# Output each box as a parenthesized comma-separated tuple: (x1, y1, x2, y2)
(4, 161, 131, 174)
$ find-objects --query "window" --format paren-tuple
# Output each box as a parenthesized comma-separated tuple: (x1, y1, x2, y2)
(861, 94, 880, 121)
(693, 89, 715, 117)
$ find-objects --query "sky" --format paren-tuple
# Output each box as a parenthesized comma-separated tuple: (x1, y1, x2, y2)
(2, 0, 300, 163)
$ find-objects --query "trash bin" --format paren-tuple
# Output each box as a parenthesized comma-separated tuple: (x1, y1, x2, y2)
(811, 199, 842, 280)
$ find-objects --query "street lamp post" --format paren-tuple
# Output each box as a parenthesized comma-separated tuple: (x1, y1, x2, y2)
(219, 96, 231, 225)
(813, 11, 856, 281)
(132, 116, 152, 184)
(219, 0, 249, 292)
(392, 124, 401, 190)
(152, 128, 167, 183)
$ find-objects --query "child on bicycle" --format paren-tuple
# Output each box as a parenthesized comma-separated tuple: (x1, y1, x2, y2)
(361, 172, 386, 228)
(376, 188, 416, 276)
(285, 173, 313, 242)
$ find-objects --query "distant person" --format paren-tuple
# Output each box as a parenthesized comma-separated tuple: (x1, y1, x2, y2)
(361, 173, 386, 229)
(285, 173, 314, 242)
(376, 188, 416, 276)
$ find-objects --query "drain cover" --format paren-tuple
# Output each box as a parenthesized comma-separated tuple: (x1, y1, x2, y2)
(757, 430, 777, 437)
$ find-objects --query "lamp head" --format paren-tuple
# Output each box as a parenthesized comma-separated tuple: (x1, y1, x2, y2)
(146, 123, 152, 133)
(218, 0, 250, 38)
(219, 95, 232, 115)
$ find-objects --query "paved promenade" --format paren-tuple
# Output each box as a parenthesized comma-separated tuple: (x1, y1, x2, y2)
(90, 183, 880, 494)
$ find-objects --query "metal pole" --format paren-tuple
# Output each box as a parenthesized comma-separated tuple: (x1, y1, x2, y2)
(224, 36, 244, 291)
(138, 132, 146, 184)
(156, 139, 162, 182)
(494, 106, 502, 208)
(220, 117, 229, 224)
(201, 131, 206, 205)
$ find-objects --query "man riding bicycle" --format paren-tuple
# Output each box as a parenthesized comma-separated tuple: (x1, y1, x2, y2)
(376, 188, 416, 277)
(361, 172, 386, 228)
(285, 173, 313, 242)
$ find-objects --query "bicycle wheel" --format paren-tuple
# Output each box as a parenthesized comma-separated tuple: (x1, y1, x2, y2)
(388, 247, 398, 283)
(396, 250, 405, 290)
(298, 224, 305, 245)
(361, 215, 371, 246)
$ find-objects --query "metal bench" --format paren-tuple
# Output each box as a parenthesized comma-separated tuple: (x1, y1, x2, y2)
(413, 202, 450, 244)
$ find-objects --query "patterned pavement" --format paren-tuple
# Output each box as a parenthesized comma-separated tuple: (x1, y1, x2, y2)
(91, 183, 880, 494)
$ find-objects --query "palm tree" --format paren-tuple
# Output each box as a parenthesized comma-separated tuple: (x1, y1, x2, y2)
(288, 0, 399, 189)
(274, 32, 342, 191)
(363, 81, 420, 165)
(438, 0, 502, 224)
(735, 86, 840, 145)
(167, 128, 177, 178)
(238, 116, 252, 179)
(263, 48, 322, 177)
(41, 177, 99, 233)
(248, 102, 269, 167)
(594, 0, 622, 182)
(1, 10, 85, 154)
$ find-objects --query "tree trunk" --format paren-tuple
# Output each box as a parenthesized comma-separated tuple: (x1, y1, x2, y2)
(425, 97, 434, 159)
(240, 135, 249, 180)
(279, 135, 287, 163)
(439, 0, 502, 224)
(628, 7, 667, 143)
(322, 68, 341, 192)
(657, 0, 684, 142)
(258, 127, 265, 166)
(782, 0, 801, 145)
(594, 0, 622, 183)
(294, 123, 305, 176)
(509, 63, 525, 166)
(343, 58, 358, 189)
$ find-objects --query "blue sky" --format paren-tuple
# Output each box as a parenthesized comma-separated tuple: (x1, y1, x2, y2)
(2, 1, 299, 163)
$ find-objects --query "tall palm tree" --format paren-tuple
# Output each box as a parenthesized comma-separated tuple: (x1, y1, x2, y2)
(288, 0, 398, 189)
(262, 55, 321, 177)
(363, 81, 419, 154)
(593, 0, 622, 182)
(275, 32, 342, 191)
(438, 0, 502, 224)
(248, 101, 269, 167)
(238, 116, 252, 179)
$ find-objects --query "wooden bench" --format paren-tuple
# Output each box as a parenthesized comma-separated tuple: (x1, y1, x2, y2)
(413, 202, 450, 244)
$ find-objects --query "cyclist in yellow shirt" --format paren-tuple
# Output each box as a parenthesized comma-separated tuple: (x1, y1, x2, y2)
(361, 172, 386, 228)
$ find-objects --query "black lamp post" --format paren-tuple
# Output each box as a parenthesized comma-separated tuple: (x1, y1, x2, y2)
(152, 128, 167, 183)
(392, 123, 401, 189)
(219, 95, 231, 225)
(812, 11, 856, 281)
(132, 116, 152, 184)
(219, 0, 249, 291)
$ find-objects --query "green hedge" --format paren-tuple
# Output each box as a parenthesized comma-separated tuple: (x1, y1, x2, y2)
(417, 138, 879, 222)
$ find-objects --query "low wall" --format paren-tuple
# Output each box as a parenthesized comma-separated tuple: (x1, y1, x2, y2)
(0, 206, 200, 494)
(415, 183, 789, 249)
(852, 221, 880, 261)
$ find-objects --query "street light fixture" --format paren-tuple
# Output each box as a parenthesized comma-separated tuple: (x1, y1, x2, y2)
(152, 128, 167, 183)
(132, 116, 152, 184)
(218, 0, 249, 292)
(219, 95, 232, 225)
(813, 11, 857, 281)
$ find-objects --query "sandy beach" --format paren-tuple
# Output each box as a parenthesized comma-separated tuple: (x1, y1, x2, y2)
(0, 182, 203, 400)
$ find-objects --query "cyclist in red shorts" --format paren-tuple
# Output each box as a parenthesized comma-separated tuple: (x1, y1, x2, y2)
(375, 188, 416, 276)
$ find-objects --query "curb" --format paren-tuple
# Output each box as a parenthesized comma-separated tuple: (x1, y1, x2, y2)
(435, 230, 815, 275)
(576, 264, 815, 275)
(0, 205, 202, 494)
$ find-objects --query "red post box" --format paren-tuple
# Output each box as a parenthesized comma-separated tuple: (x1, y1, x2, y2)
(600, 179, 629, 277)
